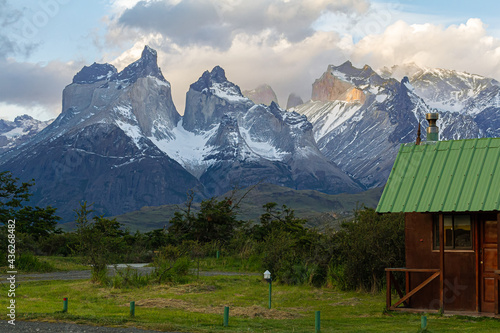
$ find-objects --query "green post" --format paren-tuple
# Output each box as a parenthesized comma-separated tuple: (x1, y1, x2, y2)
(268, 280, 272, 309)
(130, 301, 135, 317)
(315, 311, 321, 332)
(223, 306, 229, 327)
(421, 315, 427, 330)
(216, 250, 220, 259)
(63, 297, 68, 313)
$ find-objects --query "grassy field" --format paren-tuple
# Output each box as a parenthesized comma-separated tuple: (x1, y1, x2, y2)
(9, 273, 500, 332)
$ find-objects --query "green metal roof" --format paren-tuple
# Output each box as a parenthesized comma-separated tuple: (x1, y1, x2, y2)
(376, 137, 500, 213)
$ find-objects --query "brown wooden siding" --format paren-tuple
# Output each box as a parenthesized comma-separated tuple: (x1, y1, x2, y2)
(405, 213, 476, 311)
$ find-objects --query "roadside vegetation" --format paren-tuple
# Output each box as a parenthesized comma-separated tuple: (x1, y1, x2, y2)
(1, 172, 404, 291)
(4, 172, 500, 332)
(2, 172, 500, 331)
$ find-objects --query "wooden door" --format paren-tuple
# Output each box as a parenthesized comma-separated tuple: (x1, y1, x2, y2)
(480, 219, 498, 313)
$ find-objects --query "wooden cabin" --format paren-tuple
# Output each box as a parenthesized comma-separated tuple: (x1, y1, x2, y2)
(376, 114, 500, 315)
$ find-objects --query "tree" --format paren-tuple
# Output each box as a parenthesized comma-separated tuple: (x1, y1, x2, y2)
(0, 171, 61, 239)
(168, 191, 243, 245)
(333, 207, 405, 291)
(255, 203, 318, 285)
(0, 171, 33, 221)
(74, 201, 125, 283)
(15, 206, 61, 240)
(252, 202, 307, 241)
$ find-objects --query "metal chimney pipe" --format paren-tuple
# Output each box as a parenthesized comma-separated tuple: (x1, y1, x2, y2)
(426, 112, 439, 141)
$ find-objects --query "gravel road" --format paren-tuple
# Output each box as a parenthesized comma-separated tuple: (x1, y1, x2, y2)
(1, 265, 258, 282)
(0, 320, 169, 332)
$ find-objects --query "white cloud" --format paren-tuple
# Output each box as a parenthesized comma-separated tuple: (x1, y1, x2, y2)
(100, 0, 370, 110)
(114, 0, 369, 50)
(107, 29, 346, 113)
(0, 102, 56, 121)
(348, 18, 500, 79)
(0, 58, 82, 121)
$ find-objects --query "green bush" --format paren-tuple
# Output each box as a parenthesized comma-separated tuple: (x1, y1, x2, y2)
(17, 252, 55, 273)
(331, 208, 405, 291)
(152, 245, 193, 284)
(111, 266, 152, 289)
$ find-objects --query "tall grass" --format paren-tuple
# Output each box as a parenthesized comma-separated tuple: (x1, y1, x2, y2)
(16, 252, 55, 273)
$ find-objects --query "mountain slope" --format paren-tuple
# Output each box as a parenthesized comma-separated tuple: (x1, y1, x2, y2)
(0, 46, 202, 221)
(152, 66, 363, 196)
(0, 115, 52, 153)
(292, 62, 493, 188)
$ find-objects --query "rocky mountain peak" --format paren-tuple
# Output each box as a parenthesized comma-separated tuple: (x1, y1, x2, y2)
(205, 115, 245, 161)
(111, 45, 166, 85)
(72, 62, 117, 84)
(312, 66, 354, 102)
(191, 66, 231, 92)
(286, 93, 304, 109)
(243, 84, 279, 106)
(14, 114, 34, 123)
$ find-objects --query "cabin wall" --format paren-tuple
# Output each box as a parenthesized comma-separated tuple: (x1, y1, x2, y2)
(405, 213, 476, 311)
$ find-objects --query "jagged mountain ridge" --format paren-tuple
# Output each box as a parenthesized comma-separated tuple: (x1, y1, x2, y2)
(152, 66, 362, 196)
(292, 61, 498, 188)
(0, 115, 52, 153)
(381, 63, 500, 138)
(0, 47, 361, 222)
(0, 46, 201, 221)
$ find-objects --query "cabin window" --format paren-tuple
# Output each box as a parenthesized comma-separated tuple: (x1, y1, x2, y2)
(433, 215, 472, 250)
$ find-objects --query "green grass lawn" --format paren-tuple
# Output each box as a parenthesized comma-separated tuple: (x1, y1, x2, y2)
(8, 274, 500, 332)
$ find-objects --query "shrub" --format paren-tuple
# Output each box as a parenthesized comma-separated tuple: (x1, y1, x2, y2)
(331, 208, 405, 291)
(152, 245, 192, 284)
(111, 266, 152, 289)
(17, 252, 55, 273)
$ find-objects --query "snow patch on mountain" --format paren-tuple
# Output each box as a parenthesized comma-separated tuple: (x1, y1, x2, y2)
(207, 82, 249, 103)
(376, 94, 388, 103)
(150, 120, 219, 177)
(239, 126, 286, 160)
(113, 104, 134, 119)
(150, 76, 170, 88)
(2, 126, 28, 139)
(291, 101, 362, 141)
(115, 120, 144, 148)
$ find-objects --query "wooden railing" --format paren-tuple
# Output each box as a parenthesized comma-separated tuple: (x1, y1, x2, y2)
(385, 268, 440, 311)
(495, 270, 500, 315)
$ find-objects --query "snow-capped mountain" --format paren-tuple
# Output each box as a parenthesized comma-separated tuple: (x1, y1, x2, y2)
(151, 66, 362, 196)
(292, 62, 498, 188)
(4, 46, 496, 222)
(381, 63, 500, 138)
(0, 47, 361, 222)
(0, 46, 201, 221)
(0, 115, 52, 153)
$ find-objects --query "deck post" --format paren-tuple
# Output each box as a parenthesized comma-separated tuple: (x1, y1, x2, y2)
(439, 213, 445, 313)
(386, 270, 391, 309)
(405, 271, 410, 307)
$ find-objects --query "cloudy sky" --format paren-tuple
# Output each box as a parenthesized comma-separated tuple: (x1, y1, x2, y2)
(1, 0, 500, 121)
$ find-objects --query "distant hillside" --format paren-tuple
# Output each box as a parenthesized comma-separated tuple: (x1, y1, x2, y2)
(103, 184, 383, 232)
